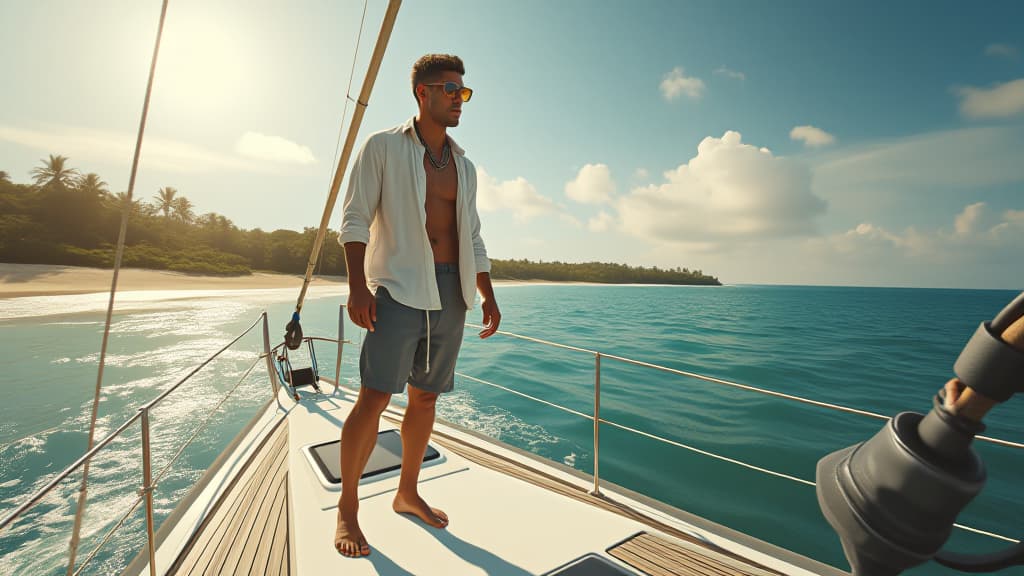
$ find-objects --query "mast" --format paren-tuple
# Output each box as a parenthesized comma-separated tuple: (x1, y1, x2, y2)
(294, 0, 403, 313)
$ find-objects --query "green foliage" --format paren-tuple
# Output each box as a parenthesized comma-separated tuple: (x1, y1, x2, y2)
(490, 258, 720, 285)
(1, 156, 717, 284)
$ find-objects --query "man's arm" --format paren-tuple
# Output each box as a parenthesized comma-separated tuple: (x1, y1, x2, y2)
(477, 271, 500, 338)
(464, 161, 500, 338)
(339, 136, 382, 332)
(344, 242, 375, 332)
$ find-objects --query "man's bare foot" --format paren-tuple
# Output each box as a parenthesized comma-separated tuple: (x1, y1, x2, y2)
(335, 506, 370, 557)
(393, 492, 449, 528)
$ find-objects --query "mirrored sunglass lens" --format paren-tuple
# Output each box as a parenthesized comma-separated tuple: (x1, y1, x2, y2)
(460, 87, 472, 102)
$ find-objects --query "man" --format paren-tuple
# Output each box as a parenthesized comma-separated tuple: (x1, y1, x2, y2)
(334, 54, 500, 558)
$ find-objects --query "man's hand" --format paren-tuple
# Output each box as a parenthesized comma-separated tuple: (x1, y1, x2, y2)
(479, 298, 501, 339)
(347, 284, 376, 332)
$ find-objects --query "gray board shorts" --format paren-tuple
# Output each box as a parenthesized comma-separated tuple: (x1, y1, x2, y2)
(359, 263, 466, 394)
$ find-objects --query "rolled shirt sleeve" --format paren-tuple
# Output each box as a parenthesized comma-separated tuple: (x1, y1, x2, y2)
(464, 161, 491, 274)
(338, 136, 382, 246)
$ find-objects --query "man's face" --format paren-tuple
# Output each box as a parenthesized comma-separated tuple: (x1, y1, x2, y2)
(421, 71, 465, 128)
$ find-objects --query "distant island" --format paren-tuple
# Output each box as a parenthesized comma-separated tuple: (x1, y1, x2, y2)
(0, 155, 720, 286)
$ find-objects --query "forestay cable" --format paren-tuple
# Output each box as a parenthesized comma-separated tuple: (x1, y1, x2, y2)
(65, 1, 170, 574)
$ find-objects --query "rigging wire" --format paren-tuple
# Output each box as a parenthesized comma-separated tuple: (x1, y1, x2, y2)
(315, 0, 369, 279)
(65, 1, 170, 574)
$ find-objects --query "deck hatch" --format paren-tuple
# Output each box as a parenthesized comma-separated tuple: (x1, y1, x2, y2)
(307, 429, 441, 484)
(542, 553, 638, 575)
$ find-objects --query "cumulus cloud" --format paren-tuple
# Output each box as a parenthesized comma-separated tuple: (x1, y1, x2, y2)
(821, 202, 1024, 260)
(954, 78, 1024, 118)
(588, 211, 615, 232)
(560, 213, 584, 228)
(565, 163, 616, 204)
(615, 131, 825, 249)
(954, 202, 985, 237)
(476, 167, 557, 221)
(813, 126, 1024, 200)
(634, 168, 649, 180)
(986, 43, 1019, 58)
(0, 123, 278, 173)
(234, 132, 315, 164)
(660, 67, 705, 100)
(790, 125, 836, 148)
(713, 66, 746, 81)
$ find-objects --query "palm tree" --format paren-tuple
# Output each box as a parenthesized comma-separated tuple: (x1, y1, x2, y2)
(113, 191, 142, 213)
(30, 154, 79, 190)
(154, 186, 177, 218)
(171, 196, 194, 223)
(77, 173, 109, 198)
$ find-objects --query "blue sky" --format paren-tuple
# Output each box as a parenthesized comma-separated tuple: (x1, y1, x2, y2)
(2, 0, 1022, 288)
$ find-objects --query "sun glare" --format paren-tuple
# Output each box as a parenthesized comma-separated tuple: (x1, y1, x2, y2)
(154, 8, 251, 118)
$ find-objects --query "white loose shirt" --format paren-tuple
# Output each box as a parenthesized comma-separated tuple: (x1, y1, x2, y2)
(338, 116, 491, 311)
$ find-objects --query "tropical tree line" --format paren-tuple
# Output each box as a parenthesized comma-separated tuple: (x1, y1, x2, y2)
(490, 259, 719, 285)
(0, 155, 719, 284)
(1, 155, 345, 275)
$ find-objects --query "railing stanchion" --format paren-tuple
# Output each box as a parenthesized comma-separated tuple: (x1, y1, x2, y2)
(262, 312, 279, 398)
(336, 306, 345, 392)
(591, 352, 602, 496)
(140, 408, 157, 576)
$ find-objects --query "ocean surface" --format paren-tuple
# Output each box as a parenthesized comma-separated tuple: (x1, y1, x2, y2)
(1, 284, 1021, 575)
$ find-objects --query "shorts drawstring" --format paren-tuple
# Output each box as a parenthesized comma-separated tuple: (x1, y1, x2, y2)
(424, 310, 431, 374)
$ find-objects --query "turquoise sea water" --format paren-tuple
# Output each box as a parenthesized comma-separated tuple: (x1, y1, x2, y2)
(1, 284, 1021, 575)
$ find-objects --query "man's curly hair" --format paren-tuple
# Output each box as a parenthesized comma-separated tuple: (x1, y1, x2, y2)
(411, 54, 465, 103)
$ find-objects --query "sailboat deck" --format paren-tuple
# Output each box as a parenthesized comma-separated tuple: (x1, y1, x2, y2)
(165, 419, 291, 576)
(137, 388, 843, 576)
(414, 416, 783, 576)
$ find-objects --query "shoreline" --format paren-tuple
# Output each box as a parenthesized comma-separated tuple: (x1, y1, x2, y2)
(0, 263, 339, 299)
(0, 263, 550, 299)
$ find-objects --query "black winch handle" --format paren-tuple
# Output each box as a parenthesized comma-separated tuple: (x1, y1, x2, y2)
(947, 291, 1024, 421)
(933, 292, 1024, 572)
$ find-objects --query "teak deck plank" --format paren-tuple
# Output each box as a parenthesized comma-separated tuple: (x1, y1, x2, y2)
(609, 532, 766, 576)
(166, 420, 290, 576)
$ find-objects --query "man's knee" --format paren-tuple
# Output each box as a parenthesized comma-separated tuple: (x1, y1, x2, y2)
(354, 386, 391, 416)
(407, 386, 439, 411)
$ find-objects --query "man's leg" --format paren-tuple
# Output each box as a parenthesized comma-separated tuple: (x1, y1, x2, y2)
(335, 385, 392, 557)
(392, 385, 448, 528)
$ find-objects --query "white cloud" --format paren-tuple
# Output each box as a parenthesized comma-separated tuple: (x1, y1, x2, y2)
(985, 43, 1019, 58)
(954, 202, 986, 237)
(660, 67, 705, 101)
(559, 213, 584, 228)
(234, 132, 315, 164)
(0, 123, 279, 173)
(633, 168, 649, 180)
(813, 125, 1024, 192)
(816, 203, 1024, 268)
(713, 66, 746, 81)
(588, 211, 615, 232)
(790, 125, 836, 148)
(565, 163, 616, 204)
(616, 131, 825, 249)
(476, 167, 557, 221)
(954, 78, 1024, 119)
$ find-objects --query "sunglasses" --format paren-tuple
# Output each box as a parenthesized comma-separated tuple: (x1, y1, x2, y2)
(422, 81, 473, 102)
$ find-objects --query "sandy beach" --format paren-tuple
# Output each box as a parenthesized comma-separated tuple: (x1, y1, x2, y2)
(0, 263, 345, 299)
(0, 263, 542, 299)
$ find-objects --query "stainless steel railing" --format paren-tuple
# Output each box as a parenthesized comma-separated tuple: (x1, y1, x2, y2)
(460, 323, 1021, 545)
(0, 311, 277, 576)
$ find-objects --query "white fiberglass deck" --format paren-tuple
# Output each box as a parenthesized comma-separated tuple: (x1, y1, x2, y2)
(138, 384, 845, 576)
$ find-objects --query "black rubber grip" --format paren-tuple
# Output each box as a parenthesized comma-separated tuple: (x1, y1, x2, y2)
(953, 322, 1024, 402)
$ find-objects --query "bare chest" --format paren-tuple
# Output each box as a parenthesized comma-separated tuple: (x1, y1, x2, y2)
(423, 154, 458, 204)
